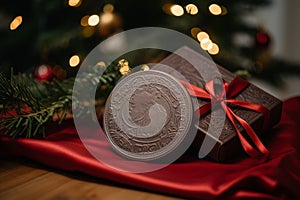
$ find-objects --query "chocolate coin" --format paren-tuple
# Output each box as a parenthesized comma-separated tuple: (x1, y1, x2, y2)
(103, 70, 194, 161)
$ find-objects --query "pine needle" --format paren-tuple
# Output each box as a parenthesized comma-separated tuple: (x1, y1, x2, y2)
(0, 63, 118, 138)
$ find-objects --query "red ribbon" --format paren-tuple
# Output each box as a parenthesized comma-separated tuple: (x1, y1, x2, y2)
(179, 77, 270, 159)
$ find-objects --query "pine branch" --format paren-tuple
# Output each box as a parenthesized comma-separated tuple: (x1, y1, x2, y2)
(0, 64, 119, 138)
(0, 72, 42, 114)
(0, 95, 72, 138)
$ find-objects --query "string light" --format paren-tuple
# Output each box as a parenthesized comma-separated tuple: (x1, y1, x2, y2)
(207, 43, 213, 51)
(103, 4, 114, 13)
(195, 30, 219, 54)
(96, 61, 106, 67)
(197, 31, 209, 42)
(141, 64, 150, 71)
(68, 0, 81, 7)
(80, 15, 89, 26)
(69, 55, 80, 67)
(185, 4, 198, 15)
(100, 12, 114, 24)
(221, 6, 228, 15)
(191, 27, 201, 38)
(208, 43, 219, 55)
(88, 15, 100, 26)
(170, 5, 184, 16)
(209, 4, 222, 15)
(200, 38, 213, 50)
(162, 4, 172, 14)
(10, 16, 22, 30)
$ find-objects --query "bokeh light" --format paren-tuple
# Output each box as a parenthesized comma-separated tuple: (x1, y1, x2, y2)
(185, 4, 198, 15)
(10, 16, 22, 30)
(141, 64, 150, 71)
(103, 4, 114, 13)
(170, 5, 184, 16)
(200, 38, 213, 50)
(209, 4, 222, 15)
(88, 15, 100, 26)
(100, 13, 114, 25)
(208, 43, 220, 55)
(96, 61, 106, 67)
(197, 31, 209, 42)
(68, 0, 81, 7)
(191, 27, 201, 38)
(80, 15, 89, 26)
(221, 6, 228, 15)
(69, 55, 80, 67)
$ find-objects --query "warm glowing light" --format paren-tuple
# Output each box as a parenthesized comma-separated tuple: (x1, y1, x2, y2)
(141, 65, 150, 71)
(68, 0, 81, 7)
(37, 65, 49, 77)
(185, 4, 198, 15)
(103, 4, 114, 13)
(96, 61, 106, 67)
(80, 15, 89, 26)
(170, 5, 184, 16)
(200, 38, 213, 50)
(10, 16, 22, 30)
(100, 13, 114, 24)
(209, 4, 222, 15)
(118, 59, 131, 75)
(208, 43, 219, 55)
(207, 43, 213, 51)
(88, 15, 100, 26)
(191, 27, 201, 38)
(162, 4, 172, 14)
(69, 55, 80, 67)
(221, 6, 228, 15)
(120, 66, 130, 75)
(197, 31, 209, 42)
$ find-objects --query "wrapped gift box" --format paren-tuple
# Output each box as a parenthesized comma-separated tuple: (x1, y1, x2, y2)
(153, 47, 282, 162)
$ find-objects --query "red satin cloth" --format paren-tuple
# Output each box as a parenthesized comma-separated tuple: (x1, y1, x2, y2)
(1, 97, 300, 199)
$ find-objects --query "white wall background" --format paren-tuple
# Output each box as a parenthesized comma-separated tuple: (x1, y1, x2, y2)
(256, 0, 300, 62)
(283, 0, 300, 63)
(251, 0, 300, 100)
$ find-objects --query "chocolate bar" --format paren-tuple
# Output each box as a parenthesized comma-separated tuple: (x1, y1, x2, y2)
(153, 47, 282, 162)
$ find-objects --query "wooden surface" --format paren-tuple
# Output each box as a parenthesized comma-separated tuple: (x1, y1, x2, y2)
(0, 158, 182, 200)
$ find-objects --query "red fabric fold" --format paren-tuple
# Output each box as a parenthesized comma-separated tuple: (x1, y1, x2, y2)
(1, 97, 300, 199)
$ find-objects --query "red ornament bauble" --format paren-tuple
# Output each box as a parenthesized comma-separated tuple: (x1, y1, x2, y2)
(255, 30, 271, 49)
(34, 65, 54, 81)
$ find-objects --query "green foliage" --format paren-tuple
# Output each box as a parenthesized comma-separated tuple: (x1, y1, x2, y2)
(0, 71, 72, 138)
(0, 64, 118, 138)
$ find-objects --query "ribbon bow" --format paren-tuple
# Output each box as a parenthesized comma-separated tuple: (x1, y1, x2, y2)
(180, 77, 270, 159)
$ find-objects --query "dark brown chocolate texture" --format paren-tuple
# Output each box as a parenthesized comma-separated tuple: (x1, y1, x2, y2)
(153, 47, 282, 162)
(103, 70, 194, 161)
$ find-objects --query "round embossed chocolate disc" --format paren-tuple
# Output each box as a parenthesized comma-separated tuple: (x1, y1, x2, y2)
(103, 70, 193, 161)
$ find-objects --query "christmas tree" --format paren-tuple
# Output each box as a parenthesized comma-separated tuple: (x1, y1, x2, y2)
(0, 0, 299, 137)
